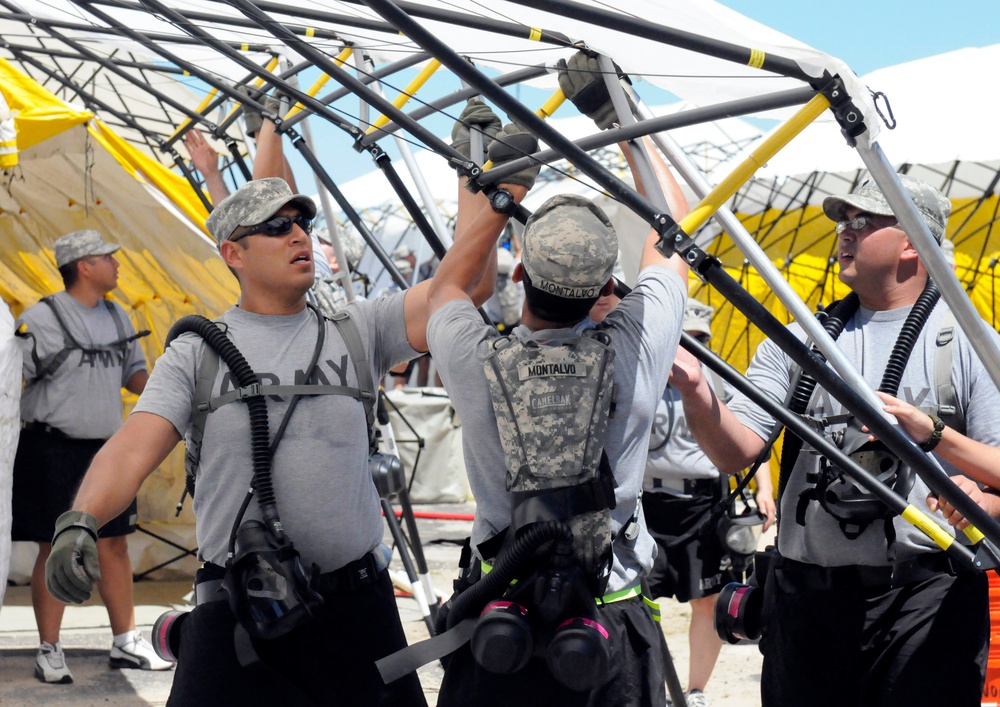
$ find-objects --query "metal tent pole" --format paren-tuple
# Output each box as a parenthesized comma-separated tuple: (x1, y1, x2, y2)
(857, 138, 1000, 396)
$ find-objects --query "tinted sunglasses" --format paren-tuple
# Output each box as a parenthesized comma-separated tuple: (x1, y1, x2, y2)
(835, 214, 897, 235)
(231, 214, 313, 242)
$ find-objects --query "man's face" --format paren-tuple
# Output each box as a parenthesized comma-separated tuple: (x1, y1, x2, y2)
(232, 204, 315, 296)
(80, 252, 119, 293)
(836, 207, 907, 292)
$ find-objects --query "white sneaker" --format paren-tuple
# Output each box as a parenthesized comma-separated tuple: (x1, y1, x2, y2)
(684, 690, 709, 707)
(109, 634, 174, 671)
(35, 642, 73, 684)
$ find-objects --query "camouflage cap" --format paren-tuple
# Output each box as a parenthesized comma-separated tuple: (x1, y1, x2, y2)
(822, 174, 951, 243)
(54, 229, 120, 268)
(205, 177, 317, 247)
(683, 299, 714, 338)
(521, 194, 617, 300)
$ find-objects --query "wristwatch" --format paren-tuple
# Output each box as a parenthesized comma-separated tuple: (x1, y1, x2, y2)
(920, 413, 946, 452)
(488, 187, 517, 217)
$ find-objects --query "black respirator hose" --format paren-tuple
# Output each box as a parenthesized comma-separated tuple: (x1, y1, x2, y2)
(165, 316, 283, 542)
(441, 521, 574, 635)
(777, 293, 860, 501)
(878, 280, 940, 396)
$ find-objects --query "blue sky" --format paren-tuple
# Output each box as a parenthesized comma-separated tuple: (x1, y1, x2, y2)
(720, 0, 998, 75)
(277, 1, 998, 189)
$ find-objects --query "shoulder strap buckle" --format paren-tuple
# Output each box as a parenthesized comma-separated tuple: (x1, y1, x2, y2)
(236, 382, 262, 400)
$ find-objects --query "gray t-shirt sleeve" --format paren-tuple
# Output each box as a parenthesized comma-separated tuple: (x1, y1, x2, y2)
(132, 333, 200, 438)
(116, 303, 147, 385)
(347, 290, 419, 376)
(727, 331, 799, 442)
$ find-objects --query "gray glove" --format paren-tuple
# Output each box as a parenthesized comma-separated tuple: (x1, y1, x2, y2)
(450, 98, 502, 161)
(487, 124, 540, 190)
(46, 510, 101, 605)
(557, 51, 634, 130)
(264, 91, 288, 118)
(236, 84, 263, 138)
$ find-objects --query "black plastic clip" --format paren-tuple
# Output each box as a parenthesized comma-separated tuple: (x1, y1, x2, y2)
(817, 76, 867, 148)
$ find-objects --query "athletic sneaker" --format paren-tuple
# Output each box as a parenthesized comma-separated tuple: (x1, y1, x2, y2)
(684, 690, 709, 707)
(109, 634, 174, 671)
(35, 642, 73, 684)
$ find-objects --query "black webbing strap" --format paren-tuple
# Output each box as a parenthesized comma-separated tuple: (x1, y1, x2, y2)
(26, 297, 149, 386)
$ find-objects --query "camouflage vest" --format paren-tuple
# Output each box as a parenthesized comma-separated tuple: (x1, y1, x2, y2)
(483, 327, 617, 582)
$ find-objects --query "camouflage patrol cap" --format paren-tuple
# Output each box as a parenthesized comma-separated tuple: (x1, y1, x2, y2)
(54, 230, 120, 268)
(521, 194, 617, 300)
(683, 299, 714, 338)
(822, 174, 951, 243)
(205, 177, 317, 247)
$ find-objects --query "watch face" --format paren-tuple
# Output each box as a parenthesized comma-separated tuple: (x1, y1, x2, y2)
(490, 189, 515, 216)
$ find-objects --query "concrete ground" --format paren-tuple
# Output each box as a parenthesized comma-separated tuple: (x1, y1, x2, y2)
(0, 503, 766, 706)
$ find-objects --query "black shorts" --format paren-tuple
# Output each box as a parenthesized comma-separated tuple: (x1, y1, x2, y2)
(437, 594, 666, 707)
(167, 568, 426, 707)
(11, 426, 137, 542)
(642, 486, 737, 602)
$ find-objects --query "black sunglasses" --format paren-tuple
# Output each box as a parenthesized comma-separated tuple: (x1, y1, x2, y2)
(231, 214, 313, 242)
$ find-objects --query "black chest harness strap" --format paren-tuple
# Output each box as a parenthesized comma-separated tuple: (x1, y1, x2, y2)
(18, 296, 150, 388)
(183, 308, 377, 496)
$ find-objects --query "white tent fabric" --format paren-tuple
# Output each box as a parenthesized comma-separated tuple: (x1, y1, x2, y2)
(0, 303, 20, 608)
(2, 0, 874, 159)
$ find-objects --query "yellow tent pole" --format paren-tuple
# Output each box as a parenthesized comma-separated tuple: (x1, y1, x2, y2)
(283, 47, 353, 122)
(679, 92, 831, 235)
(535, 88, 566, 120)
(481, 88, 566, 171)
(365, 58, 442, 134)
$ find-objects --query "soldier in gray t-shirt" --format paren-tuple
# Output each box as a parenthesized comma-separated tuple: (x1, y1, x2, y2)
(13, 229, 164, 684)
(426, 101, 689, 703)
(673, 175, 998, 707)
(42, 180, 448, 706)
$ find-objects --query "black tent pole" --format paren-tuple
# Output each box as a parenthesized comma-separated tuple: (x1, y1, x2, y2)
(481, 87, 815, 185)
(503, 0, 814, 82)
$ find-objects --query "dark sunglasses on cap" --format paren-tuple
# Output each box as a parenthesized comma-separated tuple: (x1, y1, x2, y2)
(231, 214, 313, 242)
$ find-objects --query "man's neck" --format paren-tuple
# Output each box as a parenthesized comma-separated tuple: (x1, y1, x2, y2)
(65, 283, 104, 308)
(856, 277, 927, 312)
(237, 291, 308, 316)
(520, 309, 581, 332)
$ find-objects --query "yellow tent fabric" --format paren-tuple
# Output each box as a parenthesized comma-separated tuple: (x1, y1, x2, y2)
(90, 119, 210, 234)
(0, 56, 92, 151)
(0, 65, 239, 531)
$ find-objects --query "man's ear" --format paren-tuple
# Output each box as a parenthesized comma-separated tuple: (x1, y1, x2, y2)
(219, 240, 245, 271)
(511, 261, 524, 283)
(900, 236, 922, 263)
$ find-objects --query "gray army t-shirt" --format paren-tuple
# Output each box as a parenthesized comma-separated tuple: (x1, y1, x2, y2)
(18, 291, 147, 439)
(644, 368, 732, 490)
(133, 295, 416, 571)
(427, 266, 686, 593)
(729, 303, 1000, 566)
